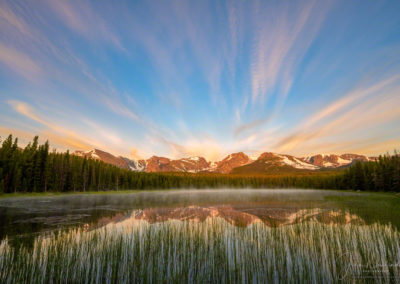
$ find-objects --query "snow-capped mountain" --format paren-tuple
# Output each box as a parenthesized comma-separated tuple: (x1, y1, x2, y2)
(231, 152, 320, 174)
(302, 154, 374, 168)
(73, 149, 130, 169)
(120, 157, 146, 171)
(142, 152, 254, 173)
(73, 149, 375, 174)
(145, 156, 211, 173)
(260, 152, 320, 170)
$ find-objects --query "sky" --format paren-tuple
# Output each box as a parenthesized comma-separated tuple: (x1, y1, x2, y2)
(0, 0, 400, 161)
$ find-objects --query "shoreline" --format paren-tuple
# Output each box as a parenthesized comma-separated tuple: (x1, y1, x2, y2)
(1, 188, 399, 200)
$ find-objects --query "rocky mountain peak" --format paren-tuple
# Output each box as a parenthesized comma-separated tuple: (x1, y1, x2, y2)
(215, 152, 252, 174)
(257, 152, 280, 160)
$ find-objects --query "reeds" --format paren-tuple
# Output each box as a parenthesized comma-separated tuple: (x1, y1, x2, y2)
(1, 218, 399, 283)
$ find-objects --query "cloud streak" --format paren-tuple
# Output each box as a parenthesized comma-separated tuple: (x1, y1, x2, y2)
(47, 0, 126, 51)
(274, 75, 400, 155)
(250, 0, 329, 104)
(0, 43, 41, 81)
(7, 100, 121, 153)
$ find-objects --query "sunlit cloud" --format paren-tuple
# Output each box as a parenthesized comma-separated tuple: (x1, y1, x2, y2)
(155, 135, 224, 162)
(7, 100, 119, 153)
(129, 148, 144, 160)
(301, 75, 400, 130)
(348, 139, 400, 155)
(82, 119, 123, 146)
(8, 100, 48, 126)
(0, 125, 92, 152)
(274, 75, 400, 155)
(0, 127, 36, 145)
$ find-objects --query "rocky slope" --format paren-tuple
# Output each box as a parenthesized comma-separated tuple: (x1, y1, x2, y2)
(213, 152, 253, 174)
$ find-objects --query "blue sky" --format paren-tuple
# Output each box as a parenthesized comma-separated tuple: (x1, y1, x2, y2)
(1, 0, 400, 161)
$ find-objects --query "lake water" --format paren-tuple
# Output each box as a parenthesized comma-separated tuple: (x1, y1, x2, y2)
(0, 189, 399, 282)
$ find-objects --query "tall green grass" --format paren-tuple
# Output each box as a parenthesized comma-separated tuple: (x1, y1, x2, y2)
(1, 218, 399, 283)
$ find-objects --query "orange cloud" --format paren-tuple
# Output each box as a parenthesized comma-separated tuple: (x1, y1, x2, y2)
(0, 126, 92, 152)
(8, 100, 97, 151)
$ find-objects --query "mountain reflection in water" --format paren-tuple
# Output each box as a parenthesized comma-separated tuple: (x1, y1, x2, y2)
(89, 206, 364, 230)
(2, 189, 398, 242)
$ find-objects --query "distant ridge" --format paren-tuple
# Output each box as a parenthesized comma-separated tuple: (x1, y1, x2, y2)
(73, 149, 377, 174)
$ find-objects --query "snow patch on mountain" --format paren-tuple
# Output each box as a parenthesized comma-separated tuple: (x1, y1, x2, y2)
(276, 154, 320, 170)
(337, 157, 351, 165)
(91, 152, 100, 159)
(188, 156, 200, 161)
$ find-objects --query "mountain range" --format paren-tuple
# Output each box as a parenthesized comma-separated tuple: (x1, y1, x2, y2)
(73, 149, 377, 174)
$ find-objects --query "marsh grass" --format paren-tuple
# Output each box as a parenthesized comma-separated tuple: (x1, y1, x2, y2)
(1, 218, 399, 283)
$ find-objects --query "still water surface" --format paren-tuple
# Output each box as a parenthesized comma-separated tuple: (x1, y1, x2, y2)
(0, 189, 399, 239)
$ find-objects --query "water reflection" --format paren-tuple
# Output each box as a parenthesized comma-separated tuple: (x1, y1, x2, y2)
(0, 189, 398, 241)
(88, 206, 364, 231)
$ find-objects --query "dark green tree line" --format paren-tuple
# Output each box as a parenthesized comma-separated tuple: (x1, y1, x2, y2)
(342, 153, 400, 192)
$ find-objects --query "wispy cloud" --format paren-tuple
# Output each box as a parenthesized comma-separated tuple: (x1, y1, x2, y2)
(8, 100, 48, 126)
(47, 0, 125, 51)
(0, 43, 41, 81)
(234, 1, 332, 136)
(152, 135, 224, 161)
(251, 0, 332, 105)
(274, 75, 400, 155)
(234, 117, 272, 136)
(101, 96, 139, 121)
(7, 100, 112, 152)
(0, 2, 31, 36)
(0, 1, 141, 124)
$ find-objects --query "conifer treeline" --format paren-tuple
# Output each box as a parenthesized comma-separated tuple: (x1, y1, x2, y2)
(0, 135, 399, 193)
(342, 154, 400, 192)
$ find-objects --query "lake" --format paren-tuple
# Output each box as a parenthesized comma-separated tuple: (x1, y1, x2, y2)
(0, 189, 399, 282)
